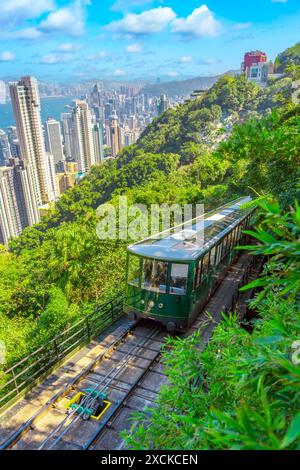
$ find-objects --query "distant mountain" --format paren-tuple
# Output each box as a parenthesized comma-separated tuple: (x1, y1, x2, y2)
(141, 72, 239, 97)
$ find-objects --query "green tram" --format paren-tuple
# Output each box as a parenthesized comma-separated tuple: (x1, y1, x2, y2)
(124, 197, 255, 332)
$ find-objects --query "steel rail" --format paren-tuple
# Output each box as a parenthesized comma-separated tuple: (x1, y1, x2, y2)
(85, 347, 163, 450)
(40, 325, 163, 450)
(0, 319, 137, 450)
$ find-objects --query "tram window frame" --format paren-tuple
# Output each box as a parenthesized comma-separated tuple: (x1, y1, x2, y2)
(127, 254, 141, 287)
(200, 252, 210, 282)
(141, 259, 168, 294)
(194, 259, 202, 290)
(170, 263, 189, 296)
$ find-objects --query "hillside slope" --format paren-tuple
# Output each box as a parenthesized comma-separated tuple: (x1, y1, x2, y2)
(137, 74, 294, 156)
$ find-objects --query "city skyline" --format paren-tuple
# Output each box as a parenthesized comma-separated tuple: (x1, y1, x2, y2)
(0, 73, 166, 243)
(0, 1, 300, 81)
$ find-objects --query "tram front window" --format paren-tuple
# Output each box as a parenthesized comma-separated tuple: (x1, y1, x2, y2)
(128, 254, 141, 286)
(142, 259, 167, 293)
(170, 264, 188, 295)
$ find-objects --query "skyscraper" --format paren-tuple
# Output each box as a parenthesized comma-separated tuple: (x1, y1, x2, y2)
(72, 100, 96, 173)
(0, 166, 21, 244)
(0, 130, 11, 165)
(0, 159, 39, 245)
(6, 126, 20, 158)
(9, 158, 40, 229)
(92, 123, 105, 164)
(109, 113, 122, 158)
(158, 94, 169, 115)
(61, 113, 75, 161)
(44, 118, 65, 166)
(9, 76, 56, 205)
(44, 152, 59, 201)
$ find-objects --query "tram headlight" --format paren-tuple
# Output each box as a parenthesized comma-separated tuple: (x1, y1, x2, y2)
(148, 301, 155, 308)
(141, 299, 145, 305)
(158, 303, 163, 309)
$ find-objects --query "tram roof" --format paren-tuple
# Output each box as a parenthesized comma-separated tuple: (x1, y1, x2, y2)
(127, 197, 253, 262)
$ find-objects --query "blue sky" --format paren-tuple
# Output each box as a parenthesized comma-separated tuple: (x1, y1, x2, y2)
(0, 0, 299, 82)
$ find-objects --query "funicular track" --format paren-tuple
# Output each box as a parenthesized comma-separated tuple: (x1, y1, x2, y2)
(0, 251, 260, 451)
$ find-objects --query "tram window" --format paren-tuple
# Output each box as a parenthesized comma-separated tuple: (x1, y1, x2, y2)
(194, 259, 202, 289)
(170, 264, 189, 295)
(128, 254, 141, 287)
(142, 259, 168, 293)
(200, 252, 210, 282)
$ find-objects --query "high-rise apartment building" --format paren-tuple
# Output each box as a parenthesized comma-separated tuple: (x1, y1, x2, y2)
(0, 166, 21, 244)
(44, 152, 59, 201)
(8, 158, 40, 229)
(158, 94, 169, 115)
(6, 126, 20, 158)
(109, 113, 123, 158)
(44, 118, 65, 166)
(0, 160, 39, 245)
(9, 76, 57, 205)
(92, 123, 105, 164)
(61, 113, 75, 161)
(0, 130, 11, 165)
(72, 100, 96, 173)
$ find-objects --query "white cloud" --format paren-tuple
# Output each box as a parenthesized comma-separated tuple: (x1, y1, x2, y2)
(199, 57, 221, 65)
(233, 22, 252, 30)
(167, 71, 180, 77)
(39, 53, 73, 64)
(97, 51, 107, 59)
(126, 43, 142, 53)
(171, 4, 222, 38)
(106, 7, 176, 35)
(7, 28, 43, 41)
(0, 0, 53, 24)
(1, 1, 90, 40)
(56, 43, 83, 52)
(39, 0, 89, 36)
(113, 69, 126, 76)
(180, 55, 193, 63)
(84, 51, 108, 61)
(0, 51, 16, 62)
(272, 0, 288, 3)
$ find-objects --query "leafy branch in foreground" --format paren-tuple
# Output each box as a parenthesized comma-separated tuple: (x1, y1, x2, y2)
(239, 198, 300, 302)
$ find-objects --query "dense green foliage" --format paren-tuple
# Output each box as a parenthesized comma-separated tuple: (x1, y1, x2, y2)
(124, 201, 300, 450)
(137, 74, 294, 157)
(275, 42, 300, 73)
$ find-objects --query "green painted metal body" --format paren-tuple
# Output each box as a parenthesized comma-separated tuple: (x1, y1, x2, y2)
(124, 197, 255, 331)
(124, 247, 238, 330)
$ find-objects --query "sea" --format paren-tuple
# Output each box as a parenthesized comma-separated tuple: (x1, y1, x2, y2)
(0, 96, 75, 130)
